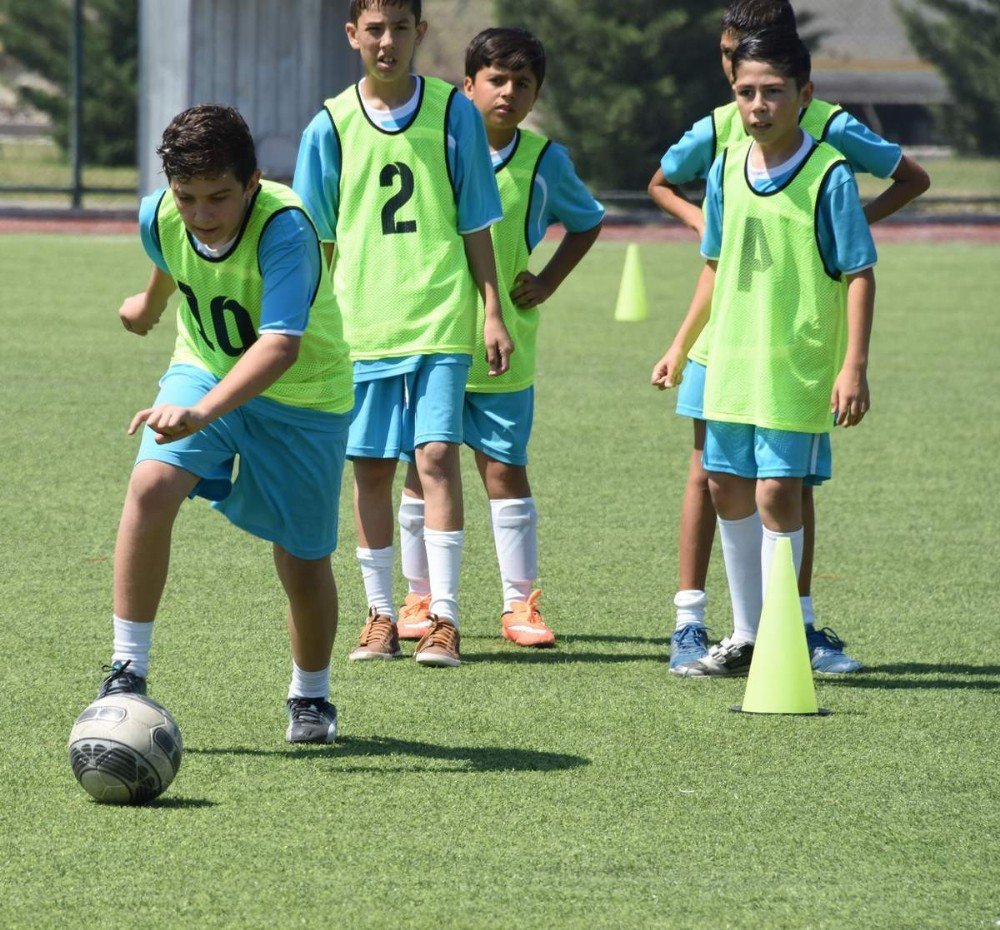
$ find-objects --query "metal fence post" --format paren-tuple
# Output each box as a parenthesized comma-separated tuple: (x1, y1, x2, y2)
(69, 0, 84, 209)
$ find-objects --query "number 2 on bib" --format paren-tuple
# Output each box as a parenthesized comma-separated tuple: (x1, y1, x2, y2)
(380, 162, 417, 235)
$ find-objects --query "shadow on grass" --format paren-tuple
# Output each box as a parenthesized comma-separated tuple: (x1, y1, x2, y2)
(141, 796, 218, 809)
(188, 735, 590, 774)
(462, 649, 667, 665)
(459, 633, 670, 647)
(822, 662, 999, 692)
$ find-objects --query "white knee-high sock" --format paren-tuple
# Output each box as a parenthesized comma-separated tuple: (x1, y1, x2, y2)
(112, 616, 154, 677)
(398, 495, 430, 597)
(287, 661, 330, 700)
(673, 590, 707, 630)
(717, 511, 764, 644)
(356, 546, 396, 620)
(489, 497, 538, 612)
(424, 528, 463, 626)
(761, 526, 805, 608)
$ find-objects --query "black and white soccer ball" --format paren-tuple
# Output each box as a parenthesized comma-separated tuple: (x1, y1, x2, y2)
(68, 694, 183, 804)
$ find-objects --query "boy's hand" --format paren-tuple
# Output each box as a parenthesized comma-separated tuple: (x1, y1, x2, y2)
(484, 318, 514, 376)
(831, 365, 870, 427)
(129, 404, 209, 443)
(510, 271, 553, 310)
(119, 292, 163, 336)
(651, 345, 687, 390)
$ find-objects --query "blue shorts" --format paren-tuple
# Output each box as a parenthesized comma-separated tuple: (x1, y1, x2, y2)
(462, 388, 534, 466)
(703, 420, 832, 486)
(675, 359, 707, 419)
(348, 355, 470, 459)
(136, 365, 349, 559)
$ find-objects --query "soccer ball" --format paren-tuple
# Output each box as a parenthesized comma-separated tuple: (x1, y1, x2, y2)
(68, 694, 183, 804)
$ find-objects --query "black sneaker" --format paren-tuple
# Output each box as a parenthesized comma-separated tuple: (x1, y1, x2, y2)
(285, 697, 338, 744)
(98, 659, 148, 698)
(690, 637, 755, 677)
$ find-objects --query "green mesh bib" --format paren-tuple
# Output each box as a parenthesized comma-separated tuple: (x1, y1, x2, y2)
(466, 129, 550, 393)
(702, 139, 848, 434)
(158, 180, 353, 414)
(688, 98, 845, 367)
(326, 77, 477, 360)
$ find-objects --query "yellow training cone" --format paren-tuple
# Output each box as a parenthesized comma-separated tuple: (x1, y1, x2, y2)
(614, 243, 648, 322)
(732, 536, 830, 716)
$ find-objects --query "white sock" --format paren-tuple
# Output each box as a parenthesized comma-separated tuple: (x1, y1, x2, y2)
(112, 615, 154, 677)
(356, 546, 396, 620)
(761, 526, 805, 606)
(287, 661, 330, 700)
(398, 495, 430, 596)
(673, 589, 706, 630)
(489, 497, 538, 612)
(800, 595, 816, 628)
(424, 528, 463, 626)
(717, 511, 764, 644)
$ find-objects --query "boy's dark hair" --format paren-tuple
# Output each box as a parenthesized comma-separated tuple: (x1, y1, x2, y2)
(157, 105, 258, 186)
(721, 0, 797, 39)
(731, 28, 811, 88)
(349, 0, 421, 23)
(465, 27, 546, 90)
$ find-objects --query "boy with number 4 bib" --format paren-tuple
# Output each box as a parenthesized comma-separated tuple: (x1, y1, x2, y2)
(396, 28, 604, 648)
(294, 0, 510, 668)
(652, 30, 877, 677)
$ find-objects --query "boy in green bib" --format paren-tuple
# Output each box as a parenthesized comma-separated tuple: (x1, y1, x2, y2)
(294, 0, 511, 668)
(648, 0, 928, 675)
(97, 106, 354, 743)
(652, 30, 877, 676)
(394, 28, 604, 649)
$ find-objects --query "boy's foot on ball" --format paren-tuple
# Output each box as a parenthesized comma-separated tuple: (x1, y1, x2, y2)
(669, 624, 710, 675)
(806, 625, 862, 674)
(501, 589, 555, 648)
(98, 659, 147, 698)
(396, 592, 433, 640)
(414, 616, 461, 667)
(349, 608, 402, 661)
(689, 637, 755, 677)
(285, 697, 338, 744)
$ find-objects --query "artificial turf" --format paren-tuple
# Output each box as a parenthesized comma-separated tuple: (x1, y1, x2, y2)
(1, 235, 997, 928)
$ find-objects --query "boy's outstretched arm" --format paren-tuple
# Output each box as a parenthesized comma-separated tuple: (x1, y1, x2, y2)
(463, 227, 513, 376)
(651, 260, 717, 390)
(863, 155, 931, 225)
(510, 222, 603, 310)
(831, 268, 875, 428)
(119, 266, 176, 336)
(648, 168, 706, 239)
(129, 333, 301, 443)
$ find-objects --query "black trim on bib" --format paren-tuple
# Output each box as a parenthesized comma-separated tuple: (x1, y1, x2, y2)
(743, 138, 818, 198)
(443, 86, 459, 204)
(152, 188, 169, 260)
(522, 139, 552, 254)
(494, 129, 521, 174)
(257, 205, 324, 307)
(819, 107, 842, 143)
(814, 159, 849, 281)
(353, 76, 425, 136)
(184, 184, 262, 263)
(710, 110, 720, 159)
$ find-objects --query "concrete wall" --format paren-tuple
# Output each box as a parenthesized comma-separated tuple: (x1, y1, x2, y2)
(138, 0, 361, 194)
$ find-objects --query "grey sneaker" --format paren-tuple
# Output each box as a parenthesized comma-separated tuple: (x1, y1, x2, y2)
(98, 660, 147, 698)
(690, 637, 755, 677)
(285, 697, 338, 744)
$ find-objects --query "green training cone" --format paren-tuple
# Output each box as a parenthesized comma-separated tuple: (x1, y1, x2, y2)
(613, 243, 648, 322)
(732, 536, 830, 716)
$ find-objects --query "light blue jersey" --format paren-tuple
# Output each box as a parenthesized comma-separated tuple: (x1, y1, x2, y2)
(139, 190, 321, 336)
(700, 132, 877, 276)
(660, 107, 902, 185)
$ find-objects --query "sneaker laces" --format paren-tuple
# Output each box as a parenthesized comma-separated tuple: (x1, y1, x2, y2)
(510, 589, 544, 625)
(419, 617, 459, 650)
(287, 697, 329, 722)
(400, 593, 432, 621)
(808, 626, 847, 653)
(101, 659, 139, 685)
(357, 608, 393, 646)
(674, 624, 708, 647)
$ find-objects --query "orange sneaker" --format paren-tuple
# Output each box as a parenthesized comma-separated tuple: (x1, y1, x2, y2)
(501, 589, 555, 647)
(396, 592, 433, 640)
(413, 616, 461, 667)
(349, 608, 402, 661)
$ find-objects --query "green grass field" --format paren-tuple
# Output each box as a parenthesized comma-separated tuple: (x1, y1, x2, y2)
(1, 235, 998, 928)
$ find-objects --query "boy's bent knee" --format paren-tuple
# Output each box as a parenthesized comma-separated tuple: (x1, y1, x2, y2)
(415, 441, 459, 481)
(127, 461, 197, 513)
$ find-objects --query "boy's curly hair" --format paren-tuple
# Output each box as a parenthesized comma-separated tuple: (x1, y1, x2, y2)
(157, 105, 257, 186)
(722, 0, 797, 39)
(349, 0, 421, 23)
(465, 27, 546, 90)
